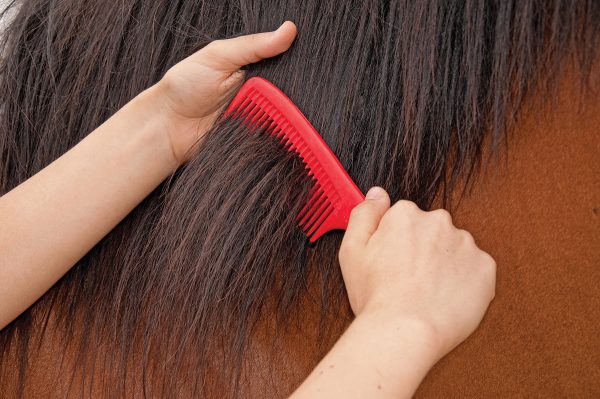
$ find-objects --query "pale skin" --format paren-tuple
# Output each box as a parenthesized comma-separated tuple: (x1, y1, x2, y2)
(0, 21, 496, 398)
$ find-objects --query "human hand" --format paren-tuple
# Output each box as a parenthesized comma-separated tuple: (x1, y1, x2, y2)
(339, 187, 496, 359)
(154, 21, 297, 164)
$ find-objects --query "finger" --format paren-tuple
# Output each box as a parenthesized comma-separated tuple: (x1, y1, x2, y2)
(342, 187, 391, 249)
(201, 21, 298, 71)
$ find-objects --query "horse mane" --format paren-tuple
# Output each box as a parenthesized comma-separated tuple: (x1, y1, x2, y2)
(1, 0, 599, 396)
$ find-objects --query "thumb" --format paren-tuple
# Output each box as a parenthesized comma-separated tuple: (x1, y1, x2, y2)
(342, 187, 391, 250)
(199, 21, 298, 71)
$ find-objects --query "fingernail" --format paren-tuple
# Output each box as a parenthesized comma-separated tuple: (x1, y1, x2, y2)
(366, 187, 386, 200)
(276, 22, 286, 32)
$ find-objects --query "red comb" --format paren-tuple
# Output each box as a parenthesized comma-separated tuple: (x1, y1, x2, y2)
(224, 77, 365, 243)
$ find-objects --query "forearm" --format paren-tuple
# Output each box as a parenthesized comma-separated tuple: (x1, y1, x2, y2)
(0, 84, 178, 329)
(291, 311, 441, 399)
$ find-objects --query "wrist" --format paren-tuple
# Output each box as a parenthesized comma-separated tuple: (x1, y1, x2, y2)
(329, 311, 443, 397)
(143, 79, 216, 165)
(356, 306, 444, 364)
(133, 83, 183, 170)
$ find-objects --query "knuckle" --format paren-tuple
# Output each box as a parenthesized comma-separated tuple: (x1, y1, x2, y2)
(160, 69, 177, 93)
(397, 199, 418, 210)
(431, 208, 452, 224)
(200, 40, 224, 59)
(487, 266, 497, 300)
(206, 39, 223, 51)
(479, 249, 496, 268)
(459, 229, 475, 245)
(162, 67, 175, 81)
(481, 251, 496, 269)
(392, 200, 419, 216)
(477, 253, 496, 301)
(381, 200, 420, 228)
(478, 251, 497, 281)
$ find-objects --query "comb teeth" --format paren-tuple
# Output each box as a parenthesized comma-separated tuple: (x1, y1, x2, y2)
(225, 77, 365, 242)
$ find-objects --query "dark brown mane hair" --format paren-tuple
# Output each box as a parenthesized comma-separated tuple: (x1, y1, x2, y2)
(1, 0, 599, 397)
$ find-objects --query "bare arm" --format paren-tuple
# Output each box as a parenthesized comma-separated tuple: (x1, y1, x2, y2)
(0, 22, 298, 330)
(0, 87, 176, 329)
(292, 312, 440, 398)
